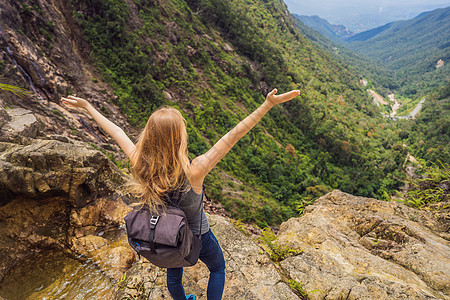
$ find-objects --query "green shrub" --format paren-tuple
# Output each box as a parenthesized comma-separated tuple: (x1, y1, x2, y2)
(398, 161, 449, 209)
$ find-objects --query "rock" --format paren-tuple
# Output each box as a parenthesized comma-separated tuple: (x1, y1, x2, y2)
(1, 108, 40, 139)
(101, 246, 136, 280)
(163, 90, 173, 101)
(0, 195, 69, 283)
(70, 195, 132, 228)
(0, 138, 127, 206)
(0, 109, 11, 128)
(0, 137, 133, 284)
(71, 235, 136, 281)
(0, 0, 137, 146)
(223, 43, 234, 52)
(71, 235, 109, 253)
(115, 214, 300, 299)
(277, 190, 450, 300)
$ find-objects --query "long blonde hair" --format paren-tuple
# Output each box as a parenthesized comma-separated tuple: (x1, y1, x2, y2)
(127, 106, 190, 210)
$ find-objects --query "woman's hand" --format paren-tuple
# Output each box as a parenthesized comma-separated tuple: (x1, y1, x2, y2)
(265, 88, 300, 106)
(61, 95, 90, 110)
(61, 95, 137, 159)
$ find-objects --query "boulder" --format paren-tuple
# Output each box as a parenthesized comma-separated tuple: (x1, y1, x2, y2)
(0, 137, 133, 284)
(0, 109, 11, 128)
(0, 108, 40, 139)
(70, 196, 131, 228)
(70, 234, 135, 281)
(0, 195, 69, 283)
(277, 190, 450, 300)
(0, 137, 127, 206)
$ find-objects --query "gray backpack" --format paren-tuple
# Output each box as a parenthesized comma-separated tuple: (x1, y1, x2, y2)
(124, 189, 202, 268)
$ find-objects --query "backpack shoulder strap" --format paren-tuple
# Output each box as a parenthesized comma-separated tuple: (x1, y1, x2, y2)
(165, 188, 183, 207)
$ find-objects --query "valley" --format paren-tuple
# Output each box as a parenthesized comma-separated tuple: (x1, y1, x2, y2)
(367, 86, 426, 120)
(0, 0, 448, 298)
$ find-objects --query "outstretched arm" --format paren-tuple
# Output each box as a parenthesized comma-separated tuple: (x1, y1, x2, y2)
(189, 88, 300, 192)
(61, 96, 136, 159)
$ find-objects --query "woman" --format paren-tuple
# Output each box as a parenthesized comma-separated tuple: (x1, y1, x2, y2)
(61, 88, 300, 300)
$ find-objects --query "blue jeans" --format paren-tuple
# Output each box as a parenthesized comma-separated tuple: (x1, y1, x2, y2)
(167, 230, 226, 300)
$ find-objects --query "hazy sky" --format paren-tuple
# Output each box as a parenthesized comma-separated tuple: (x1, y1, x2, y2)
(284, 0, 450, 31)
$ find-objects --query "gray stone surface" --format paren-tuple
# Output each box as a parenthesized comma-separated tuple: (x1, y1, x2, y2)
(1, 108, 40, 138)
(277, 190, 450, 300)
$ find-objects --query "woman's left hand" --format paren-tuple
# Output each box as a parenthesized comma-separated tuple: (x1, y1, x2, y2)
(61, 95, 90, 110)
(265, 88, 300, 106)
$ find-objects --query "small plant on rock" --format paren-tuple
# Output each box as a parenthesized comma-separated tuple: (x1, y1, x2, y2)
(257, 227, 302, 263)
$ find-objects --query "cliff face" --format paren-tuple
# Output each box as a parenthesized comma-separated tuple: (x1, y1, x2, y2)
(0, 0, 136, 149)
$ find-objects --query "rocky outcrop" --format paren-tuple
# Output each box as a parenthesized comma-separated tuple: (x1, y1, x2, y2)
(1, 135, 449, 299)
(0, 108, 40, 139)
(277, 190, 450, 300)
(0, 137, 125, 205)
(116, 190, 450, 300)
(115, 214, 299, 300)
(0, 136, 134, 283)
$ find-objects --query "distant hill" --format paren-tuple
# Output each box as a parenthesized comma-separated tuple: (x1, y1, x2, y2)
(345, 7, 450, 96)
(293, 15, 399, 94)
(347, 7, 450, 71)
(346, 22, 394, 42)
(295, 14, 354, 43)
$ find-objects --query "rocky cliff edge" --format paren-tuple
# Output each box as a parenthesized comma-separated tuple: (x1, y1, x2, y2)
(0, 117, 449, 299)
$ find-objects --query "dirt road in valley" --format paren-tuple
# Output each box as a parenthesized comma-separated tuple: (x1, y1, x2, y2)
(382, 98, 426, 120)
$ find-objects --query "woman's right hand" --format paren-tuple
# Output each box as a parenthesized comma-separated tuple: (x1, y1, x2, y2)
(61, 95, 90, 109)
(265, 88, 300, 106)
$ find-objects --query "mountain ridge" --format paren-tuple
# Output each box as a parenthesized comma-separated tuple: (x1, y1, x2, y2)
(347, 6, 450, 65)
(295, 14, 354, 43)
(347, 6, 450, 96)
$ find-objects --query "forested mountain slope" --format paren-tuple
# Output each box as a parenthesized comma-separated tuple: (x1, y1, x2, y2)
(347, 7, 450, 96)
(399, 83, 450, 164)
(294, 14, 354, 44)
(293, 15, 399, 95)
(1, 0, 406, 225)
(294, 7, 449, 175)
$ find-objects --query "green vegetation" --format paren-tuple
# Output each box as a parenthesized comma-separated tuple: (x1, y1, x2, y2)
(19, 1, 55, 48)
(296, 12, 449, 180)
(257, 227, 302, 262)
(231, 219, 251, 236)
(288, 279, 309, 298)
(293, 15, 400, 96)
(346, 7, 450, 98)
(398, 161, 449, 209)
(255, 226, 307, 298)
(0, 81, 31, 97)
(67, 0, 419, 226)
(295, 14, 353, 44)
(400, 84, 450, 163)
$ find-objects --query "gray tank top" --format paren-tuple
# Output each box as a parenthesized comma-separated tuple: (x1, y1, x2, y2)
(177, 185, 210, 235)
